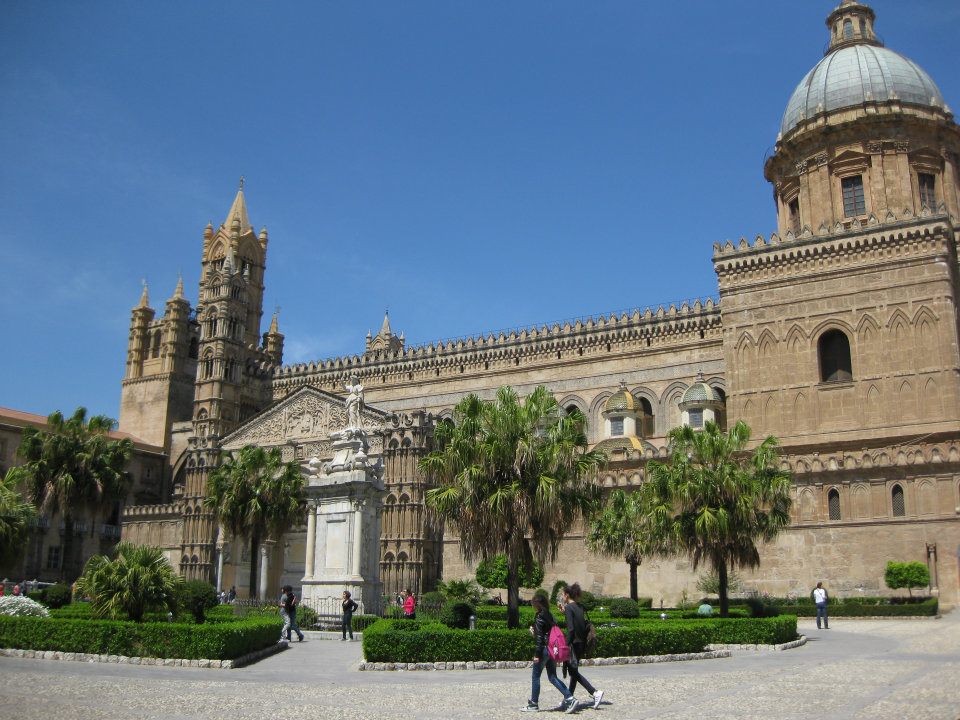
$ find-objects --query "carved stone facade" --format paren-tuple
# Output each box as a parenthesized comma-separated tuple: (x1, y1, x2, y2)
(118, 2, 960, 607)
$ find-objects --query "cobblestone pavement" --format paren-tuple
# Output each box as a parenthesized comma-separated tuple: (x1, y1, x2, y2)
(1, 613, 958, 720)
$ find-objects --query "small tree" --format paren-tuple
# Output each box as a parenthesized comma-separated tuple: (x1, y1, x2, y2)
(181, 579, 219, 623)
(642, 421, 793, 617)
(884, 561, 930, 598)
(696, 569, 743, 598)
(586, 489, 648, 601)
(0, 469, 35, 567)
(76, 543, 181, 622)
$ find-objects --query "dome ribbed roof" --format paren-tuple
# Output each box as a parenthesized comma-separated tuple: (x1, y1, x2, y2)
(682, 381, 720, 404)
(780, 45, 945, 138)
(605, 386, 640, 413)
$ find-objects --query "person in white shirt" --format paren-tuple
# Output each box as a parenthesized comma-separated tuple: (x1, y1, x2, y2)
(812, 581, 829, 629)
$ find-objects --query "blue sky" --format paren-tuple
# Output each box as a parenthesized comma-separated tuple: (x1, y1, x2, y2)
(1, 1, 958, 422)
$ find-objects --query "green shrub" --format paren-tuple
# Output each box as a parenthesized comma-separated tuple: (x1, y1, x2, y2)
(637, 597, 653, 609)
(26, 590, 45, 603)
(206, 604, 236, 620)
(297, 604, 318, 628)
(440, 601, 475, 629)
(0, 615, 281, 659)
(180, 580, 218, 624)
(549, 580, 568, 605)
(608, 598, 639, 618)
(421, 591, 446, 611)
(884, 561, 930, 597)
(361, 616, 797, 662)
(745, 597, 781, 618)
(351, 614, 380, 631)
(45, 584, 73, 609)
(579, 591, 598, 611)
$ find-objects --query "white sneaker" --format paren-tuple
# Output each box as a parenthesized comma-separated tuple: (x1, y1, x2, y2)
(520, 702, 539, 712)
(565, 696, 579, 714)
(592, 690, 604, 709)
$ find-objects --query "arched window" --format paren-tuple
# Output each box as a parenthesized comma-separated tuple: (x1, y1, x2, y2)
(151, 330, 162, 358)
(819, 330, 853, 382)
(843, 19, 853, 39)
(892, 484, 905, 517)
(828, 489, 841, 521)
(639, 397, 655, 437)
(202, 350, 214, 379)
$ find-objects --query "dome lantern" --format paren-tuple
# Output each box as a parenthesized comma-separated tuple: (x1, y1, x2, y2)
(825, 1, 880, 54)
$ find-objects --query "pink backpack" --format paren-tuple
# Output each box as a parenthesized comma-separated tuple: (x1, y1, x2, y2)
(548, 624, 570, 662)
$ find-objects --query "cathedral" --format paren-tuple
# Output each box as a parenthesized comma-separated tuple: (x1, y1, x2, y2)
(118, 1, 960, 609)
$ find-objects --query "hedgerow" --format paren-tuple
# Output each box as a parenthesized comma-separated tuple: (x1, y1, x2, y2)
(0, 615, 280, 659)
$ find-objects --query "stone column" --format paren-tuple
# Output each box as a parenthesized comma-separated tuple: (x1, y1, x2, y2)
(352, 501, 364, 578)
(258, 542, 270, 601)
(304, 503, 317, 580)
(216, 545, 224, 593)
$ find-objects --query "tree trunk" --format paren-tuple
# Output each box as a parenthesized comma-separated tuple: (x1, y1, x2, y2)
(506, 557, 521, 630)
(628, 558, 639, 601)
(718, 559, 729, 618)
(248, 533, 260, 599)
(61, 517, 73, 582)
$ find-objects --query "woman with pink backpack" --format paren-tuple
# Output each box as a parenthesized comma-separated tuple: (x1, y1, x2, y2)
(522, 594, 578, 713)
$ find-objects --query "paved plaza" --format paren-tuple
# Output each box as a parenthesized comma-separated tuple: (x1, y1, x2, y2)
(0, 614, 957, 720)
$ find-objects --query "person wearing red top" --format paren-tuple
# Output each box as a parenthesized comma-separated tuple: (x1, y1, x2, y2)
(401, 588, 416, 619)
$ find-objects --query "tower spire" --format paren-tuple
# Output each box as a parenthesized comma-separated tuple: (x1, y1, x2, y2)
(223, 177, 251, 233)
(379, 310, 392, 337)
(138, 280, 150, 308)
(172, 273, 184, 300)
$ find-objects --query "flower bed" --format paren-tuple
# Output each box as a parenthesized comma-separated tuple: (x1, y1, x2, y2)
(361, 615, 797, 663)
(0, 615, 281, 660)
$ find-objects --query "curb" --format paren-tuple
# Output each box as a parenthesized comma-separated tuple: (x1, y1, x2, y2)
(358, 649, 732, 671)
(0, 641, 286, 670)
(707, 635, 808, 652)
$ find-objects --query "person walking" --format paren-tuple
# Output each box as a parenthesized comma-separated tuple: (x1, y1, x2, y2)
(279, 585, 305, 643)
(401, 588, 416, 619)
(341, 590, 359, 641)
(228, 586, 236, 603)
(522, 595, 578, 713)
(561, 584, 604, 709)
(813, 581, 829, 629)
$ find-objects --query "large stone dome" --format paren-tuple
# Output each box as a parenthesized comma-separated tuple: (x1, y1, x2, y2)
(780, 44, 946, 138)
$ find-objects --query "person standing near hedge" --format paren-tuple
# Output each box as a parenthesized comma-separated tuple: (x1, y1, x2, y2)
(341, 590, 359, 641)
(523, 595, 578, 713)
(812, 581, 829, 629)
(279, 585, 305, 643)
(561, 584, 604, 710)
(401, 588, 416, 619)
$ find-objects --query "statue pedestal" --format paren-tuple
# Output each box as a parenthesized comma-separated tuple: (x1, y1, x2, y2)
(300, 433, 384, 616)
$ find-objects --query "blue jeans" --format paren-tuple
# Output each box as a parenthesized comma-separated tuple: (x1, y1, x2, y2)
(281, 610, 304, 641)
(531, 647, 572, 705)
(816, 603, 828, 628)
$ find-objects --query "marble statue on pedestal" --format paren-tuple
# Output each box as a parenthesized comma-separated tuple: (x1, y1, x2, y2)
(299, 384, 384, 616)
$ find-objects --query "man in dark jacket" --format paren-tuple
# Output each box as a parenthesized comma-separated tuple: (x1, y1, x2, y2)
(562, 584, 604, 709)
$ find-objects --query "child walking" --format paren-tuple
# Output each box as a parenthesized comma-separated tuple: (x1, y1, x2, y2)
(523, 595, 577, 713)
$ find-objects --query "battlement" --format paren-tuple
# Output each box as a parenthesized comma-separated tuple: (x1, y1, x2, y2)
(274, 297, 722, 383)
(713, 204, 953, 260)
(122, 501, 183, 519)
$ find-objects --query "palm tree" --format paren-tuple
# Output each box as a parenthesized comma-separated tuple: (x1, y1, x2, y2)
(586, 489, 648, 601)
(76, 542, 181, 622)
(420, 386, 605, 629)
(642, 420, 793, 617)
(204, 445, 304, 599)
(0, 470, 36, 567)
(10, 408, 132, 580)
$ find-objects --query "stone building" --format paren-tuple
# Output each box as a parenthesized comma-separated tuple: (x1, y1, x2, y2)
(0, 407, 166, 583)
(118, 1, 959, 607)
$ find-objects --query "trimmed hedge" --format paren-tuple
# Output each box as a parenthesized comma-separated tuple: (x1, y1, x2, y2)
(0, 615, 281, 659)
(778, 597, 938, 617)
(362, 615, 797, 662)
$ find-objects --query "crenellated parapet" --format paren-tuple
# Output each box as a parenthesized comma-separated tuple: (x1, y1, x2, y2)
(272, 298, 722, 396)
(122, 501, 184, 520)
(713, 210, 955, 289)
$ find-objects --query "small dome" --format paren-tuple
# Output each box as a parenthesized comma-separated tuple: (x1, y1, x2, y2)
(780, 44, 945, 138)
(682, 381, 721, 404)
(605, 384, 640, 413)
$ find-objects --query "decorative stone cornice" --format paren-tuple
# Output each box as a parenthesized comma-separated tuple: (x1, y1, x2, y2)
(713, 213, 955, 285)
(272, 298, 722, 392)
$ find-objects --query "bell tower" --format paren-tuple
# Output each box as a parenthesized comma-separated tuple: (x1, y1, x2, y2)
(179, 181, 283, 582)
